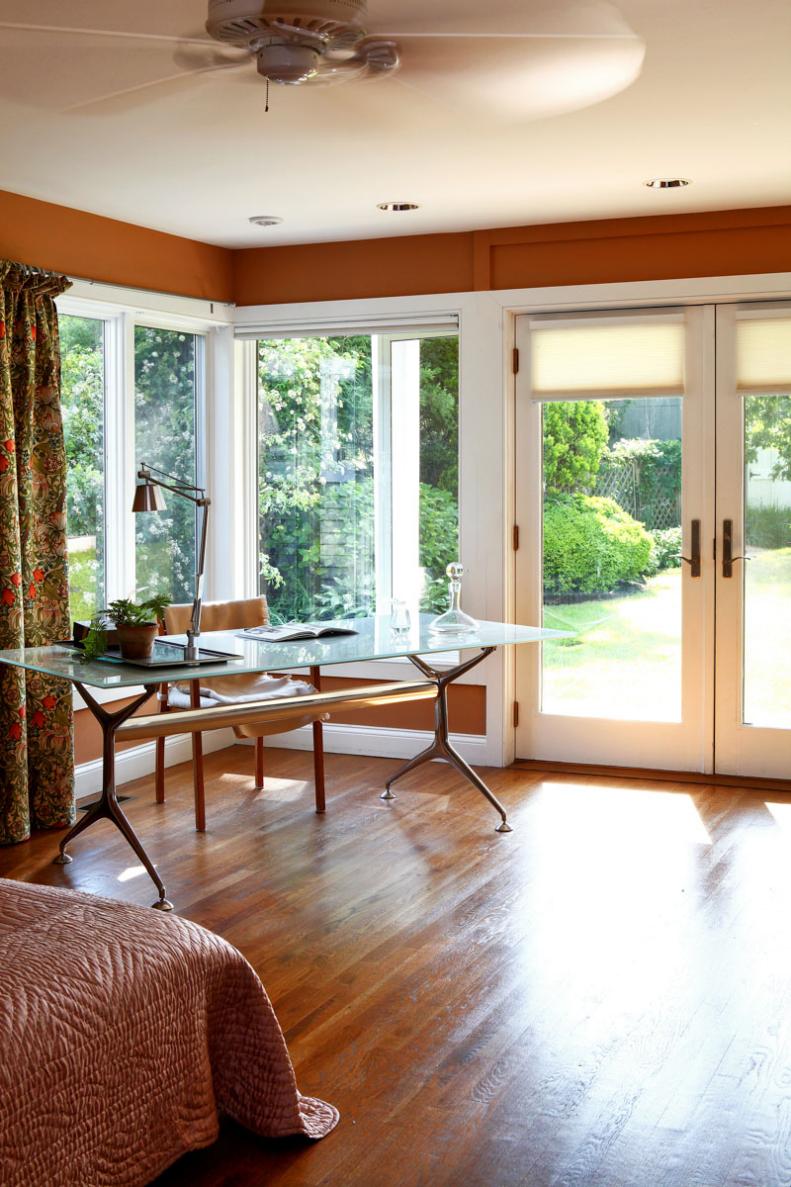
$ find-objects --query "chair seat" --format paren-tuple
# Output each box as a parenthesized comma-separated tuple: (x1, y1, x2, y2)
(167, 672, 327, 738)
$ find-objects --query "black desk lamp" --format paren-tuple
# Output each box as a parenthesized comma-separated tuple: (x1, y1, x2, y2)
(132, 463, 211, 664)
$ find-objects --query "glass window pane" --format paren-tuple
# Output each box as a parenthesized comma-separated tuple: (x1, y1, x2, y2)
(60, 314, 106, 625)
(743, 394, 791, 727)
(134, 327, 198, 604)
(258, 337, 375, 621)
(542, 396, 683, 721)
(418, 336, 459, 613)
(257, 333, 460, 623)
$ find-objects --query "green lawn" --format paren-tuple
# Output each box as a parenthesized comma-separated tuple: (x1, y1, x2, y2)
(68, 545, 101, 625)
(542, 550, 791, 727)
(543, 569, 683, 721)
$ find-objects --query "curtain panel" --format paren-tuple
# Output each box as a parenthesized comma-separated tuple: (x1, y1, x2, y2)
(0, 261, 74, 845)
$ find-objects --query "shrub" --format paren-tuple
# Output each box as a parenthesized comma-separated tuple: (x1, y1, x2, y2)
(543, 493, 654, 596)
(647, 526, 682, 573)
(745, 503, 791, 549)
(543, 401, 609, 494)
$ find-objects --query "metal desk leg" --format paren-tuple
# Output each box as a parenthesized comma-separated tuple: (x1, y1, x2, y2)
(55, 683, 174, 911)
(381, 647, 513, 834)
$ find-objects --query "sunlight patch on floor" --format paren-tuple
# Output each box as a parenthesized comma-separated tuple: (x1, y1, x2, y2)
(536, 782, 712, 847)
(763, 800, 791, 831)
(117, 865, 148, 883)
(252, 778, 310, 803)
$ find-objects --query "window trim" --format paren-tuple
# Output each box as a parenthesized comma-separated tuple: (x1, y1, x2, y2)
(251, 326, 461, 651)
(58, 287, 232, 706)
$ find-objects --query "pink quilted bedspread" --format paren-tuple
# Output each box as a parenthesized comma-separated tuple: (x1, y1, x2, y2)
(0, 878, 338, 1187)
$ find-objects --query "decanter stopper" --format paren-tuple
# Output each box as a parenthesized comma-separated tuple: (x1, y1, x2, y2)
(429, 562, 478, 635)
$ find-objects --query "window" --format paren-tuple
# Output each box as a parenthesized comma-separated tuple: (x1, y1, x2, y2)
(61, 314, 106, 624)
(256, 332, 459, 623)
(58, 299, 207, 626)
(134, 327, 199, 604)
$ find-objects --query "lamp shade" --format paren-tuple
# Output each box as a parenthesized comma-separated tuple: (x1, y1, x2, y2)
(132, 482, 166, 513)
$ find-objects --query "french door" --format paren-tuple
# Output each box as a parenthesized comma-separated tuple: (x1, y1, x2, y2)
(514, 301, 791, 780)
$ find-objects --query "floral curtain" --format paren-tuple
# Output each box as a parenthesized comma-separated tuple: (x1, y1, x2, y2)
(0, 260, 74, 845)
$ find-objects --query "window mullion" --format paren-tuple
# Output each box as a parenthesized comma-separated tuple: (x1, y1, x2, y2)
(373, 335, 393, 610)
(103, 312, 136, 601)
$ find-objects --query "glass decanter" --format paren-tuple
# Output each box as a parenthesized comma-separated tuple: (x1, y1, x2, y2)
(429, 562, 478, 635)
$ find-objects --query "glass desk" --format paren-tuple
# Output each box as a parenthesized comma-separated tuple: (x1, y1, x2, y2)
(0, 615, 564, 909)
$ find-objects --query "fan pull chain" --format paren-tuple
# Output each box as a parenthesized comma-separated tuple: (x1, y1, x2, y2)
(265, 77, 270, 113)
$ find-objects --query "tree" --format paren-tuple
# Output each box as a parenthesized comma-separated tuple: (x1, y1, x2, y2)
(543, 401, 608, 494)
(745, 395, 791, 480)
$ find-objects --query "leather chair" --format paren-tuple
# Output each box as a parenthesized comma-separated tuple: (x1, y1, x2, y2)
(156, 596, 327, 830)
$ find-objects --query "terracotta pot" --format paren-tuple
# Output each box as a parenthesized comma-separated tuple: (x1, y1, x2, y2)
(116, 623, 158, 661)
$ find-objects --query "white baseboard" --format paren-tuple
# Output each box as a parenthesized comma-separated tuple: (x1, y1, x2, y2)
(239, 722, 490, 764)
(75, 723, 494, 805)
(75, 729, 236, 803)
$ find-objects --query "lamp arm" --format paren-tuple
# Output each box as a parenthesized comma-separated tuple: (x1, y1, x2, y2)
(137, 462, 206, 500)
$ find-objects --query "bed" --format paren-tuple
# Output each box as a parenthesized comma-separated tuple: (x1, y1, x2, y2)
(0, 878, 338, 1187)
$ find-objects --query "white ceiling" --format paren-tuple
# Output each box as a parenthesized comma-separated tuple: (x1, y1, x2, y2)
(0, 0, 789, 248)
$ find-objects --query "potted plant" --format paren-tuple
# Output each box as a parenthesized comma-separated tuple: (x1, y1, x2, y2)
(82, 595, 170, 662)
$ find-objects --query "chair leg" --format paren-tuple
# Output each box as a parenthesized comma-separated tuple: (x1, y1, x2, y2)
(310, 666, 326, 815)
(190, 682, 206, 833)
(254, 736, 265, 790)
(155, 684, 169, 804)
(155, 738, 166, 804)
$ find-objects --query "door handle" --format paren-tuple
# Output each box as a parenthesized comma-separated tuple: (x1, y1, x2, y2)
(680, 519, 701, 577)
(722, 519, 751, 578)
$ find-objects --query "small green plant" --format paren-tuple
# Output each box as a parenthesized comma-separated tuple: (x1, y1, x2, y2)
(106, 595, 169, 627)
(80, 595, 169, 663)
(81, 615, 111, 663)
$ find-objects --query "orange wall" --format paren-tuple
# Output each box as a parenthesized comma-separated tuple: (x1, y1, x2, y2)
(234, 205, 791, 306)
(0, 189, 234, 302)
(6, 186, 791, 307)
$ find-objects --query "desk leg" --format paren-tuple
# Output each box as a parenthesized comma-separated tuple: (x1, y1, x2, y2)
(54, 684, 174, 910)
(381, 648, 513, 834)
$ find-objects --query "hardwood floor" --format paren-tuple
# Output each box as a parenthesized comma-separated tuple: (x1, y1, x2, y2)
(3, 747, 791, 1186)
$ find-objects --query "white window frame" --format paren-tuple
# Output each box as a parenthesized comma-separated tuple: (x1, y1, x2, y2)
(247, 325, 466, 681)
(58, 282, 233, 706)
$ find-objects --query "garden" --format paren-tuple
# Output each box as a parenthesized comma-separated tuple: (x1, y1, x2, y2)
(541, 397, 684, 720)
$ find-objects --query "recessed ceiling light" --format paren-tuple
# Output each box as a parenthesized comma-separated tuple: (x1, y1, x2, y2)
(249, 214, 283, 227)
(377, 202, 420, 212)
(643, 178, 691, 189)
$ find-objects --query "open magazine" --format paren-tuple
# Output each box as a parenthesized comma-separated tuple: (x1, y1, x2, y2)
(238, 623, 358, 643)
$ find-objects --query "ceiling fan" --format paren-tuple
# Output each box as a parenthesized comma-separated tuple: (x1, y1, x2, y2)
(0, 0, 646, 119)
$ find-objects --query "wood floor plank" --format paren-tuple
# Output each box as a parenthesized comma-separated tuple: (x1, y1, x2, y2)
(3, 749, 791, 1185)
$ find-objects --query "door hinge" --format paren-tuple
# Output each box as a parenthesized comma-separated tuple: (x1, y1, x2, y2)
(513, 524, 520, 551)
(513, 701, 520, 728)
(512, 347, 520, 374)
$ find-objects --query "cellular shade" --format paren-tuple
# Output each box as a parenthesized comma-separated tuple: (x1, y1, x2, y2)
(531, 319, 686, 399)
(736, 317, 791, 393)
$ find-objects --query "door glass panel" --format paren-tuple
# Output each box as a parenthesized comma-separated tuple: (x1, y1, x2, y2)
(743, 393, 791, 728)
(542, 397, 683, 721)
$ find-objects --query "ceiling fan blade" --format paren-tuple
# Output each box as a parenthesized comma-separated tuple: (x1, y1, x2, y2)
(391, 32, 645, 121)
(366, 0, 641, 40)
(0, 26, 246, 112)
(65, 58, 251, 115)
(0, 20, 211, 47)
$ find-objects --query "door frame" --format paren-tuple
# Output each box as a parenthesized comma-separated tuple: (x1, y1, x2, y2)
(513, 304, 717, 771)
(714, 301, 791, 778)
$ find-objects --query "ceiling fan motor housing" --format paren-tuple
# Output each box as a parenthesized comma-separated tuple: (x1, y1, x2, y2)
(206, 0, 368, 47)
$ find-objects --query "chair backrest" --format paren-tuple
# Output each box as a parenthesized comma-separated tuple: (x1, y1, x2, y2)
(163, 596, 269, 635)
